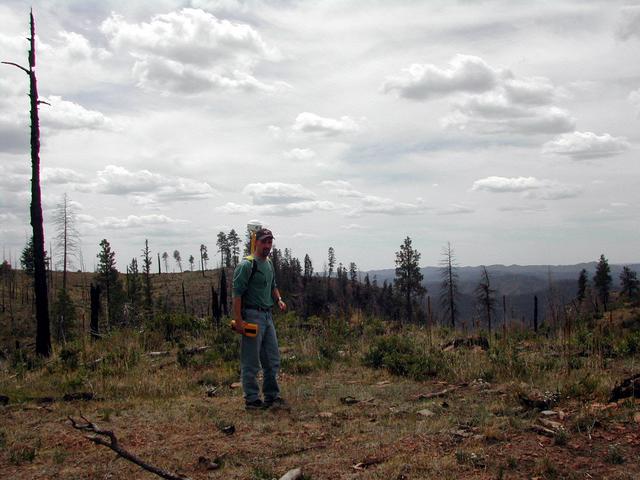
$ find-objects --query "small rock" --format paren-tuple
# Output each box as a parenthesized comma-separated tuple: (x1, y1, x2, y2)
(375, 380, 391, 386)
(539, 418, 562, 430)
(417, 408, 435, 418)
(318, 411, 334, 418)
(340, 396, 359, 405)
(230, 382, 242, 389)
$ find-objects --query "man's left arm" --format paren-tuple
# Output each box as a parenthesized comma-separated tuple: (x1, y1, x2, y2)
(273, 288, 286, 312)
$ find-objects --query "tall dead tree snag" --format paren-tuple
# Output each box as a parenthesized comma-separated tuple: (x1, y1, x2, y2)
(3, 10, 51, 356)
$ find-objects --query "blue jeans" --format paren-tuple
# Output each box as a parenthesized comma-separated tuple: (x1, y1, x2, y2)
(240, 309, 281, 402)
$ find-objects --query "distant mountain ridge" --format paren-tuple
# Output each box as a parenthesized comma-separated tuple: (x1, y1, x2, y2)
(365, 262, 640, 326)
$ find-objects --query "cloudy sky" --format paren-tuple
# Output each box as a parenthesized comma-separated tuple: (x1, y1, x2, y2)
(1, 0, 639, 272)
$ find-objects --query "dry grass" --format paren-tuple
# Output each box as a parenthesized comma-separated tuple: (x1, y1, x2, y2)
(1, 298, 640, 478)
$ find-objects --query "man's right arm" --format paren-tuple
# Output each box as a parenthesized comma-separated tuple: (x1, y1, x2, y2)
(232, 260, 249, 334)
(233, 296, 244, 334)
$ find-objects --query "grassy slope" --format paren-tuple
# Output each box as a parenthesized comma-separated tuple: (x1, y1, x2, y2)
(1, 270, 639, 479)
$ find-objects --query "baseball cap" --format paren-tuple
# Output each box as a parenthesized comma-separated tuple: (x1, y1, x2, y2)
(255, 228, 274, 241)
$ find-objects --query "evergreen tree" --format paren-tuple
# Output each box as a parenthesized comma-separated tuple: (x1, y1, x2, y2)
(227, 229, 241, 267)
(141, 239, 152, 310)
(173, 249, 182, 272)
(577, 268, 588, 303)
(188, 254, 195, 272)
(440, 241, 459, 328)
(394, 236, 425, 324)
(216, 231, 228, 267)
(162, 251, 169, 273)
(620, 266, 639, 301)
(200, 244, 208, 276)
(97, 239, 124, 327)
(593, 254, 612, 311)
(126, 257, 141, 322)
(303, 254, 313, 287)
(20, 236, 37, 277)
(475, 266, 496, 333)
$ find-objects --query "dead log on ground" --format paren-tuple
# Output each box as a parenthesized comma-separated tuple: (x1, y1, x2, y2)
(68, 415, 191, 480)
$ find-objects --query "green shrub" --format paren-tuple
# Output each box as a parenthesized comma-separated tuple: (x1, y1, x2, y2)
(363, 335, 448, 380)
(59, 345, 80, 370)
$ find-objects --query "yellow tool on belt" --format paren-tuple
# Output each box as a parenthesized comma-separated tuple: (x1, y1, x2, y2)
(230, 320, 258, 337)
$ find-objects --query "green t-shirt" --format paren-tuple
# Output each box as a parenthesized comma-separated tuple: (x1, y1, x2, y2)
(232, 256, 277, 308)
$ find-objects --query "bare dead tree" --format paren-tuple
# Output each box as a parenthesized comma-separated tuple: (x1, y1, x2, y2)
(53, 193, 80, 292)
(68, 416, 191, 480)
(3, 10, 51, 356)
(439, 242, 459, 329)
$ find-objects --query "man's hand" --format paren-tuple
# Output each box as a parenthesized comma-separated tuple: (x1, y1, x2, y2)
(277, 299, 287, 312)
(233, 319, 245, 335)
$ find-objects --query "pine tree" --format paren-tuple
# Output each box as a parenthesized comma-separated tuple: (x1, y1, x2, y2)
(162, 251, 169, 273)
(303, 254, 313, 287)
(394, 236, 425, 324)
(475, 266, 496, 334)
(173, 249, 182, 272)
(216, 232, 228, 267)
(577, 268, 588, 303)
(593, 254, 612, 311)
(188, 255, 195, 272)
(227, 229, 241, 267)
(141, 239, 152, 311)
(97, 239, 124, 327)
(620, 266, 639, 301)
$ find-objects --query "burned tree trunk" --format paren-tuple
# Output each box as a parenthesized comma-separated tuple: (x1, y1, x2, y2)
(90, 283, 101, 339)
(3, 11, 51, 356)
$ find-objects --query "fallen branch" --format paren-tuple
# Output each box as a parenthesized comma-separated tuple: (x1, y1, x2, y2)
(68, 415, 190, 480)
(182, 346, 210, 355)
(352, 455, 389, 470)
(415, 385, 461, 400)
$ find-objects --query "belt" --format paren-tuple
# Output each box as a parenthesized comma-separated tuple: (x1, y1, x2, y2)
(244, 305, 271, 312)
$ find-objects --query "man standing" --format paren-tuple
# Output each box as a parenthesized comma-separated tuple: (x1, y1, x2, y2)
(232, 228, 287, 410)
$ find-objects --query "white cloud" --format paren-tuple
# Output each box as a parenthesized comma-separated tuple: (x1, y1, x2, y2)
(629, 88, 640, 116)
(347, 195, 426, 216)
(443, 97, 574, 135)
(340, 223, 368, 230)
(320, 180, 365, 198)
(616, 6, 640, 40)
(293, 112, 360, 136)
(472, 176, 544, 193)
(542, 131, 630, 160)
(132, 56, 284, 94)
(437, 204, 475, 215)
(242, 182, 316, 204)
(385, 55, 573, 135)
(473, 176, 581, 200)
(285, 148, 316, 161)
(523, 184, 582, 200)
(100, 214, 188, 229)
(291, 232, 318, 239)
(43, 167, 85, 184)
(88, 165, 215, 202)
(217, 200, 341, 216)
(381, 55, 500, 100)
(40, 96, 114, 131)
(101, 8, 281, 95)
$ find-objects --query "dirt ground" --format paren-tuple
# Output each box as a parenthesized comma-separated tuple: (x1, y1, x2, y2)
(2, 364, 639, 480)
